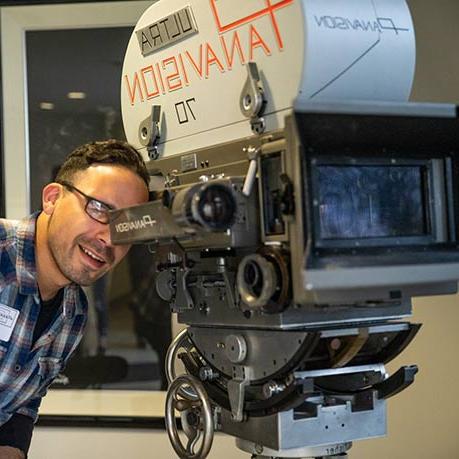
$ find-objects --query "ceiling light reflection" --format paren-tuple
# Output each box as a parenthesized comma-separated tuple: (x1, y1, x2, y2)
(67, 91, 86, 100)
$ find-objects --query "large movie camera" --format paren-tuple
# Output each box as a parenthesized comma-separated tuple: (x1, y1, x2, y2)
(111, 0, 459, 457)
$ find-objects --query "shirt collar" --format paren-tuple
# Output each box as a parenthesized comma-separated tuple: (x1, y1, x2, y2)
(15, 212, 39, 297)
(15, 212, 87, 318)
(63, 284, 87, 319)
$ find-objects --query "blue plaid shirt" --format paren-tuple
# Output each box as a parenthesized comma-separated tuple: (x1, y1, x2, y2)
(0, 214, 87, 425)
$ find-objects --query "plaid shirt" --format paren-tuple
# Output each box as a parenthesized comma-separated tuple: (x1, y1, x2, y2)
(0, 214, 87, 425)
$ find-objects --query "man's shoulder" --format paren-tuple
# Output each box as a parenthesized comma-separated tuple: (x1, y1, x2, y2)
(0, 219, 20, 283)
(0, 219, 19, 248)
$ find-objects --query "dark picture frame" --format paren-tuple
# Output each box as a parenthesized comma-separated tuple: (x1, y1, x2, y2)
(1, 0, 169, 424)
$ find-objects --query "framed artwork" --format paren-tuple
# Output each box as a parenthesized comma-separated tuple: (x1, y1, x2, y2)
(1, 0, 172, 425)
(0, 142, 3, 218)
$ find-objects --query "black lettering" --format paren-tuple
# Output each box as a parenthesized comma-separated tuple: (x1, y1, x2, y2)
(313, 14, 409, 34)
(178, 8, 193, 33)
(377, 17, 408, 34)
(314, 15, 326, 27)
(323, 16, 335, 28)
(175, 98, 197, 124)
(352, 19, 364, 31)
(171, 13, 181, 39)
(159, 18, 171, 40)
(175, 101, 188, 124)
(140, 31, 152, 53)
(149, 24, 162, 47)
(371, 20, 382, 33)
(335, 17, 349, 30)
(186, 98, 196, 120)
(378, 17, 397, 33)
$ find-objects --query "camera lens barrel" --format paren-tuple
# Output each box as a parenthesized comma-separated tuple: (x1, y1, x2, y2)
(237, 254, 278, 309)
(172, 181, 238, 231)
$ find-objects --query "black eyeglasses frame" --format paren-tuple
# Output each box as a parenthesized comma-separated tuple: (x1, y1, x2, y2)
(57, 180, 114, 225)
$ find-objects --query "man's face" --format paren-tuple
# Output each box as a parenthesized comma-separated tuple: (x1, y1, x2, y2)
(45, 165, 148, 286)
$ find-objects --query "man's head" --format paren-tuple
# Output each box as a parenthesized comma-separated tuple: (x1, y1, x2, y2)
(38, 140, 149, 292)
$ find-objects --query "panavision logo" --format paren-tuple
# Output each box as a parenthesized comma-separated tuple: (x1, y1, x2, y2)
(314, 15, 409, 34)
(115, 215, 157, 233)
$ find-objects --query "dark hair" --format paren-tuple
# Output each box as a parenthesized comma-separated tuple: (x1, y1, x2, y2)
(55, 139, 149, 187)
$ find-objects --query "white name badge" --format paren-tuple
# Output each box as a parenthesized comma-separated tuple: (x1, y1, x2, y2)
(0, 304, 19, 342)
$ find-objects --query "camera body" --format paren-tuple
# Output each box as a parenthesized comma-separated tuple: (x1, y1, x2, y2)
(112, 101, 459, 321)
(110, 101, 459, 456)
(115, 0, 459, 456)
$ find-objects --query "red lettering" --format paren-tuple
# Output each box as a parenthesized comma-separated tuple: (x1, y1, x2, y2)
(220, 31, 246, 69)
(162, 56, 183, 91)
(205, 42, 225, 78)
(140, 65, 160, 100)
(266, 0, 285, 50)
(127, 9, 289, 102)
(249, 24, 271, 60)
(124, 73, 144, 106)
(185, 45, 204, 78)
(155, 62, 166, 94)
(178, 53, 190, 85)
(210, 0, 293, 41)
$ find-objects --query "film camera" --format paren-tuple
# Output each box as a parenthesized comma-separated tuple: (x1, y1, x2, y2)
(111, 100, 459, 458)
(112, 0, 459, 457)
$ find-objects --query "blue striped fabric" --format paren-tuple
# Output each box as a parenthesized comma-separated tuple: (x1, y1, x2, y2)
(0, 214, 87, 424)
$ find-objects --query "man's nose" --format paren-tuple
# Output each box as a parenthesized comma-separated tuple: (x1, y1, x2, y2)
(96, 223, 113, 247)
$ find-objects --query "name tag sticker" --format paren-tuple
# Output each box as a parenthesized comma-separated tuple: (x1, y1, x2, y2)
(0, 304, 19, 342)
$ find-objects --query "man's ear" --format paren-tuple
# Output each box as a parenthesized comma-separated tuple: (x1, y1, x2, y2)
(42, 183, 63, 215)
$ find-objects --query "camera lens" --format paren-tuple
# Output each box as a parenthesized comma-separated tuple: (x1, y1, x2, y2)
(237, 254, 277, 309)
(171, 181, 238, 232)
(243, 261, 263, 297)
(190, 182, 237, 231)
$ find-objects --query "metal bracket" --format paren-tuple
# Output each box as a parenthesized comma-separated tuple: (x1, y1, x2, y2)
(330, 328, 369, 368)
(242, 145, 261, 197)
(221, 270, 238, 309)
(227, 376, 250, 422)
(153, 238, 195, 312)
(375, 365, 418, 400)
(138, 104, 161, 160)
(240, 62, 266, 134)
(173, 268, 194, 312)
(217, 257, 239, 308)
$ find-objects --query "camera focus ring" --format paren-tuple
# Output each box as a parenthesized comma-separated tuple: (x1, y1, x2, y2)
(237, 254, 277, 309)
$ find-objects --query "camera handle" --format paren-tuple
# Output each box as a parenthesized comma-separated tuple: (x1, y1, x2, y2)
(165, 374, 215, 459)
(165, 328, 198, 401)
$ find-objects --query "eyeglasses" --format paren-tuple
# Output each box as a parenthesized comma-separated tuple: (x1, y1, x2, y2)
(58, 181, 114, 224)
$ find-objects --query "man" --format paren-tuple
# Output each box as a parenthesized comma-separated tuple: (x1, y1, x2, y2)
(0, 140, 149, 458)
